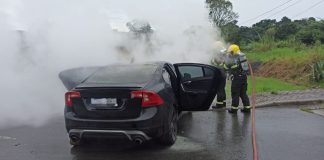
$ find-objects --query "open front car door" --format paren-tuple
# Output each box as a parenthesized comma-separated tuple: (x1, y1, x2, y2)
(174, 63, 222, 111)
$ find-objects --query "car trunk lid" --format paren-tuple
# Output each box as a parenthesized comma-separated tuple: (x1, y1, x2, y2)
(71, 87, 142, 119)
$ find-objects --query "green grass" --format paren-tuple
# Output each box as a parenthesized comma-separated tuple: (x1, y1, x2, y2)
(313, 81, 324, 88)
(225, 76, 306, 96)
(247, 47, 306, 62)
(246, 45, 324, 88)
(247, 76, 307, 94)
(247, 46, 324, 63)
(300, 108, 314, 113)
(320, 81, 324, 88)
(224, 44, 324, 94)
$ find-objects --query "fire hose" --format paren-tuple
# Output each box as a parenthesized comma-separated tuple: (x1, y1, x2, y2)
(249, 63, 259, 160)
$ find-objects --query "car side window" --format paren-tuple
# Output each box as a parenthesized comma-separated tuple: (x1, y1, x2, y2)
(178, 66, 204, 80)
(162, 69, 172, 85)
(204, 67, 214, 77)
(177, 66, 214, 80)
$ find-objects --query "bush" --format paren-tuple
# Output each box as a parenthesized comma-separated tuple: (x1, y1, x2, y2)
(249, 37, 276, 52)
(296, 30, 317, 45)
(276, 41, 290, 48)
(312, 61, 324, 82)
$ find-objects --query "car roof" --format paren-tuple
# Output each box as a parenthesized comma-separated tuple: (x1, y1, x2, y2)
(105, 61, 168, 67)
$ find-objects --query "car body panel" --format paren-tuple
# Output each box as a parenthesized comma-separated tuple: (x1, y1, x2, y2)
(59, 62, 222, 144)
(174, 63, 222, 111)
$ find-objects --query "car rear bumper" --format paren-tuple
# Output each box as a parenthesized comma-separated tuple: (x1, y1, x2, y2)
(65, 107, 167, 139)
(69, 129, 151, 141)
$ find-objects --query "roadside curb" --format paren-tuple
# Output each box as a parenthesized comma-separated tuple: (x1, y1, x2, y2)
(256, 99, 324, 108)
(210, 99, 324, 111)
(312, 109, 324, 117)
(211, 89, 324, 111)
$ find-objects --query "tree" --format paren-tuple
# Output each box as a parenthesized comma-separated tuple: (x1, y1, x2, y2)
(221, 20, 240, 43)
(206, 0, 238, 28)
(238, 26, 259, 44)
(252, 19, 276, 36)
(275, 17, 298, 40)
(296, 20, 324, 45)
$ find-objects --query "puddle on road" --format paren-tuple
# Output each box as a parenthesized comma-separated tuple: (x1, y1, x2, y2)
(169, 136, 205, 152)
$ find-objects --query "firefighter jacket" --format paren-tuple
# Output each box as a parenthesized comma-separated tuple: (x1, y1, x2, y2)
(224, 52, 249, 76)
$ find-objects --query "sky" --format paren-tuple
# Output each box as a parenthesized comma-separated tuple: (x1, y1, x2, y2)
(230, 0, 324, 26)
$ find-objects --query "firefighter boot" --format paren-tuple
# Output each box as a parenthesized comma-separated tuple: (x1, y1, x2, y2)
(228, 106, 238, 114)
(241, 106, 251, 113)
(212, 102, 226, 109)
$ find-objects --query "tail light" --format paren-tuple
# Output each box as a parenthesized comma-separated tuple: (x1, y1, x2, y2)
(131, 90, 164, 108)
(65, 91, 81, 107)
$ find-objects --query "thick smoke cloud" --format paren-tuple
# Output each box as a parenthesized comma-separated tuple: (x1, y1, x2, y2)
(0, 0, 225, 129)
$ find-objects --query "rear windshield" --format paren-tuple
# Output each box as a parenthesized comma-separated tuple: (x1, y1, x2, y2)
(85, 64, 158, 85)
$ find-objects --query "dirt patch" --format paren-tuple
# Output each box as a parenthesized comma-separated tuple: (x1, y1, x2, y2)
(257, 59, 312, 84)
(255, 50, 324, 85)
(250, 61, 263, 72)
(253, 48, 324, 86)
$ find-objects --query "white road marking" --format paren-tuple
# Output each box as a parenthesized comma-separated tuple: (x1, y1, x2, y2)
(0, 136, 17, 140)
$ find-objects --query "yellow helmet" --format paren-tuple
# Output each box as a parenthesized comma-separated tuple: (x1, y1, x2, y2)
(227, 44, 240, 55)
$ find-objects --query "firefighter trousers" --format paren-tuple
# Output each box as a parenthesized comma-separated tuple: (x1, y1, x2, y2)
(231, 74, 250, 108)
(216, 76, 226, 107)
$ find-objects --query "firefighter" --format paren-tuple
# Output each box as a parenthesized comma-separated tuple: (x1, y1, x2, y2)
(212, 50, 227, 109)
(224, 44, 251, 113)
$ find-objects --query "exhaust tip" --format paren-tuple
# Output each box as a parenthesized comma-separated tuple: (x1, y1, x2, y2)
(133, 136, 144, 144)
(70, 135, 80, 143)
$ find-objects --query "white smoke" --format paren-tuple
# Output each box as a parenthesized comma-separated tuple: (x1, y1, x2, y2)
(0, 0, 225, 129)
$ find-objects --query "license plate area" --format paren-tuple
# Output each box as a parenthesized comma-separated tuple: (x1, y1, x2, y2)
(89, 98, 120, 109)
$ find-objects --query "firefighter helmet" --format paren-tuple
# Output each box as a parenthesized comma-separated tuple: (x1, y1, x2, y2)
(227, 44, 240, 55)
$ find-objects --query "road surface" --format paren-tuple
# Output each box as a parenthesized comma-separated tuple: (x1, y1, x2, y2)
(1, 106, 324, 160)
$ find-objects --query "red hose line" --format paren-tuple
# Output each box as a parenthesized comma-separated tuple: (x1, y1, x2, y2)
(249, 63, 259, 160)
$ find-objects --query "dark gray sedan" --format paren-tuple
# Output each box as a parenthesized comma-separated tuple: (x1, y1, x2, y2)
(59, 62, 223, 146)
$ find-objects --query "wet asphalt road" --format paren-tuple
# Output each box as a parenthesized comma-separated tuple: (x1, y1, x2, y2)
(1, 106, 324, 160)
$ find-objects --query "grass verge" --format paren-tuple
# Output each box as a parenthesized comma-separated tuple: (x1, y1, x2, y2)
(247, 46, 324, 63)
(300, 108, 314, 113)
(247, 47, 307, 62)
(225, 76, 306, 96)
(247, 46, 324, 87)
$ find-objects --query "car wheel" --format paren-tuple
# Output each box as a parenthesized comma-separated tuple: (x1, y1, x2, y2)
(158, 107, 178, 146)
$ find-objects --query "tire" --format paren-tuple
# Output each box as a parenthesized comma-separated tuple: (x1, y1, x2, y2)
(158, 106, 178, 146)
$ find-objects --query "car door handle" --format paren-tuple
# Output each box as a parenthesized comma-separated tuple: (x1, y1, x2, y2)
(183, 81, 192, 85)
(187, 91, 198, 95)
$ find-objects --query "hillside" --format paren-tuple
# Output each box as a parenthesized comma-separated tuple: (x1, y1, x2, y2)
(247, 46, 324, 88)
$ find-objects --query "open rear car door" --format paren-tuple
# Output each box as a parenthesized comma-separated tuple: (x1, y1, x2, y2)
(174, 63, 222, 111)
